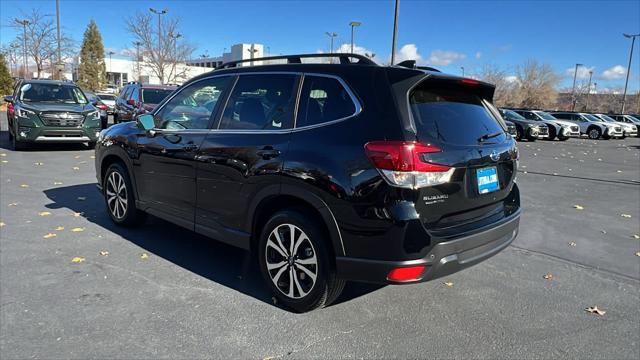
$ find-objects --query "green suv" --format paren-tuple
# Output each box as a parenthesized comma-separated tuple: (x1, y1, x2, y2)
(3, 79, 102, 150)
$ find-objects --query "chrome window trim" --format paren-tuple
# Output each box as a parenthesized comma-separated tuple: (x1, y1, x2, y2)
(150, 71, 362, 135)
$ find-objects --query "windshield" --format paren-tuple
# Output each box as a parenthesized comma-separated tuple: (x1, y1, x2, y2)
(503, 109, 526, 120)
(19, 83, 88, 104)
(98, 94, 116, 101)
(625, 115, 640, 124)
(597, 114, 616, 122)
(583, 114, 602, 122)
(142, 89, 173, 104)
(536, 111, 557, 121)
(410, 87, 505, 145)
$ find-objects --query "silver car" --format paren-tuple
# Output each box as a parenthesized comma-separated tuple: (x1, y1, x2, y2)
(512, 109, 581, 140)
(96, 93, 117, 115)
(592, 114, 637, 138)
(549, 112, 623, 140)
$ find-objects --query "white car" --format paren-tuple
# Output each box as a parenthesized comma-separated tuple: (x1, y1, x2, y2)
(101, 84, 119, 94)
(96, 93, 117, 114)
(512, 109, 581, 140)
(549, 112, 623, 140)
(593, 114, 637, 138)
(610, 114, 640, 137)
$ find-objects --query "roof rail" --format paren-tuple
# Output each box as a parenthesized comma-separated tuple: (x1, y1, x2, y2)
(218, 53, 376, 69)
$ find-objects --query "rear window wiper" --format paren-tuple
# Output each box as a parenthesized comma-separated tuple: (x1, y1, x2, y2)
(477, 131, 503, 143)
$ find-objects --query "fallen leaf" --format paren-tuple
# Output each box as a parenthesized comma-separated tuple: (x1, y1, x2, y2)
(620, 214, 632, 218)
(20, 184, 29, 188)
(585, 306, 606, 316)
(543, 273, 553, 280)
(616, 170, 622, 173)
(74, 155, 81, 159)
(0, 153, 6, 157)
(8, 202, 18, 207)
(72, 212, 83, 217)
(568, 241, 577, 247)
(53, 181, 63, 185)
(38, 211, 51, 216)
(90, 155, 95, 159)
(34, 162, 44, 166)
(633, 234, 639, 239)
(140, 253, 149, 259)
(54, 226, 64, 231)
(71, 227, 85, 232)
(635, 252, 640, 257)
(600, 230, 607, 234)
(443, 281, 453, 287)
(77, 196, 86, 201)
(0, 221, 5, 227)
(72, 167, 80, 171)
(71, 257, 85, 263)
(77, 161, 87, 164)
(573, 205, 584, 210)
(1, 160, 7, 164)
(99, 250, 109, 256)
(43, 233, 57, 239)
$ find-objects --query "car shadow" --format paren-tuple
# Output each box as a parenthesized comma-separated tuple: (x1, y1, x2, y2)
(43, 183, 384, 311)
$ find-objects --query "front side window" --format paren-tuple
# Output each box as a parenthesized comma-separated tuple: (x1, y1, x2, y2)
(142, 88, 174, 104)
(296, 75, 357, 128)
(19, 83, 88, 104)
(155, 77, 230, 130)
(219, 74, 298, 130)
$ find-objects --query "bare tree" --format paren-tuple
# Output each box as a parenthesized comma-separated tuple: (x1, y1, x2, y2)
(514, 60, 561, 109)
(13, 9, 75, 78)
(126, 12, 195, 84)
(477, 64, 521, 107)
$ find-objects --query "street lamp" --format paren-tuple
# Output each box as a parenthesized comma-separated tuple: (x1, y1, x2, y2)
(570, 63, 583, 111)
(168, 32, 182, 62)
(461, 66, 465, 77)
(585, 70, 593, 111)
(15, 18, 29, 78)
(150, 7, 168, 83)
(133, 41, 142, 82)
(247, 45, 258, 66)
(325, 32, 337, 54)
(55, 0, 62, 79)
(390, 0, 400, 65)
(621, 33, 640, 113)
(107, 51, 115, 84)
(349, 21, 361, 54)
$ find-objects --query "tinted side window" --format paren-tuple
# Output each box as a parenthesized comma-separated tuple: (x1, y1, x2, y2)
(296, 76, 357, 128)
(155, 77, 230, 130)
(523, 112, 537, 120)
(119, 86, 130, 99)
(219, 74, 298, 130)
(130, 87, 140, 102)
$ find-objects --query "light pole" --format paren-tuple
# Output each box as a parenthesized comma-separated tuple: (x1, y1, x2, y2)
(621, 33, 639, 113)
(349, 21, 361, 54)
(150, 7, 168, 84)
(247, 45, 258, 66)
(107, 51, 115, 84)
(199, 53, 207, 73)
(9, 43, 19, 77)
(15, 18, 29, 78)
(461, 66, 465, 77)
(570, 63, 583, 111)
(55, 0, 62, 79)
(390, 0, 399, 65)
(325, 32, 337, 54)
(169, 32, 182, 62)
(585, 70, 593, 111)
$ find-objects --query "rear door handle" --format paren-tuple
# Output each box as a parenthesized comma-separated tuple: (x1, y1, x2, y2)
(257, 147, 281, 159)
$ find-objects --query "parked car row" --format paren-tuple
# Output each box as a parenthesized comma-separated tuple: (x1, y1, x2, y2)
(500, 108, 639, 141)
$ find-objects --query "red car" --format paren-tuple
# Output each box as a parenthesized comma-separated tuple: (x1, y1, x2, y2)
(113, 83, 178, 123)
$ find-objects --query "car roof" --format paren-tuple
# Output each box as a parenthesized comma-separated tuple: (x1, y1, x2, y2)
(21, 79, 77, 86)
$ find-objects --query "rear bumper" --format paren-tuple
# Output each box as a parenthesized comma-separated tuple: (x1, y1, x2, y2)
(335, 209, 520, 284)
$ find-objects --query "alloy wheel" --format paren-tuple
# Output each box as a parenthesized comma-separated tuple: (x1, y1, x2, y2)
(106, 171, 128, 219)
(589, 129, 600, 139)
(265, 223, 318, 299)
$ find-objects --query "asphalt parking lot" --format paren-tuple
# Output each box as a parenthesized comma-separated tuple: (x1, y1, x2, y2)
(1, 113, 639, 359)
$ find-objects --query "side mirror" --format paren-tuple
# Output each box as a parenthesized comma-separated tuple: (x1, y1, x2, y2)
(138, 114, 155, 132)
(127, 99, 136, 106)
(3, 95, 14, 103)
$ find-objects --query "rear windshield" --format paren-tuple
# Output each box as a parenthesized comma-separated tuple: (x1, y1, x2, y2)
(410, 87, 505, 145)
(142, 88, 174, 104)
(98, 94, 116, 101)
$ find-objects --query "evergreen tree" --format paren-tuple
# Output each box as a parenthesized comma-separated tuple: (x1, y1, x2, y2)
(77, 20, 106, 91)
(0, 53, 12, 95)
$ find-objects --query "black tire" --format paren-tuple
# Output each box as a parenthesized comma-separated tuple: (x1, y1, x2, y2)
(547, 127, 557, 141)
(103, 162, 146, 226)
(101, 117, 108, 129)
(558, 136, 569, 141)
(12, 131, 26, 151)
(86, 142, 96, 150)
(515, 127, 523, 141)
(113, 113, 118, 124)
(258, 209, 345, 312)
(587, 127, 602, 140)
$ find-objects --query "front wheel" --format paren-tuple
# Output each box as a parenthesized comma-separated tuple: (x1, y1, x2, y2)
(558, 136, 569, 141)
(103, 162, 146, 226)
(12, 132, 26, 151)
(588, 128, 602, 140)
(258, 210, 345, 312)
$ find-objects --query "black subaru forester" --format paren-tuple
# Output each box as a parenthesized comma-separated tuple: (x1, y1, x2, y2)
(95, 54, 521, 312)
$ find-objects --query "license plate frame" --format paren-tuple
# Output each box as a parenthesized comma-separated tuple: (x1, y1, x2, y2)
(476, 166, 499, 194)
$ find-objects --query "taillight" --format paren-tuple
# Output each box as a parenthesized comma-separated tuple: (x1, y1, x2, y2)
(96, 104, 108, 110)
(460, 78, 479, 85)
(386, 265, 426, 282)
(364, 141, 454, 189)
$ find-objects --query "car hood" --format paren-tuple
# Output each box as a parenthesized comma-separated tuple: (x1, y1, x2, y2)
(21, 102, 93, 113)
(547, 119, 576, 127)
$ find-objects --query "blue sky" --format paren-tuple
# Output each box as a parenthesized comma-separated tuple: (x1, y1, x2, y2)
(1, 0, 639, 91)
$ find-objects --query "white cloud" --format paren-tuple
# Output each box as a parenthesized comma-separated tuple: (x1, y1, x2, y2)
(334, 43, 379, 62)
(565, 65, 595, 79)
(394, 44, 424, 64)
(475, 51, 482, 59)
(426, 50, 466, 66)
(601, 65, 626, 80)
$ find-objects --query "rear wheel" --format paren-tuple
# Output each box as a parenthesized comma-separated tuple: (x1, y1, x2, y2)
(258, 210, 345, 312)
(113, 113, 118, 124)
(515, 127, 523, 141)
(103, 162, 145, 226)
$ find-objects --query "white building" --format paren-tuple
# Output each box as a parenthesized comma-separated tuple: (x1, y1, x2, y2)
(187, 43, 265, 68)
